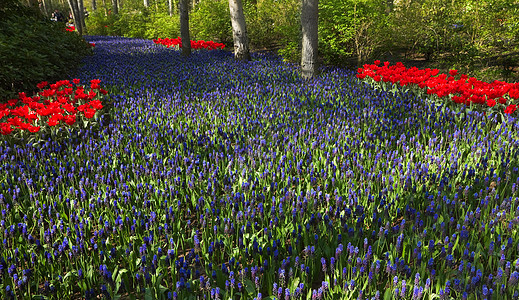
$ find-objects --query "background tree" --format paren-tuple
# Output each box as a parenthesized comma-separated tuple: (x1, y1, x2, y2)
(228, 0, 250, 61)
(301, 0, 318, 79)
(179, 0, 191, 56)
(41, 0, 53, 16)
(78, 0, 87, 32)
(112, 0, 118, 14)
(79, 0, 518, 82)
(68, 0, 84, 34)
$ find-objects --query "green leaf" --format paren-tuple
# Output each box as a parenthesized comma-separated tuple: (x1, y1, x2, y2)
(243, 278, 256, 296)
(115, 268, 128, 294)
(144, 288, 154, 300)
(384, 287, 393, 300)
(290, 277, 300, 291)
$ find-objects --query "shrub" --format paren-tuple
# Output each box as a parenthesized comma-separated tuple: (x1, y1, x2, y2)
(190, 0, 233, 45)
(0, 1, 92, 101)
(318, 0, 389, 66)
(86, 2, 180, 40)
(143, 12, 179, 40)
(85, 9, 115, 36)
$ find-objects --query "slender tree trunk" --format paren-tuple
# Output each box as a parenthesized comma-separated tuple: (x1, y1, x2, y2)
(92, 0, 96, 11)
(112, 0, 118, 14)
(78, 0, 86, 33)
(179, 0, 191, 56)
(144, 0, 148, 7)
(41, 0, 49, 16)
(67, 0, 83, 34)
(228, 0, 251, 61)
(168, 0, 173, 16)
(301, 0, 318, 79)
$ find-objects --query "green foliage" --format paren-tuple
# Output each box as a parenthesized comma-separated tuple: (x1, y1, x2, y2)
(144, 12, 180, 39)
(319, 0, 389, 66)
(190, 0, 233, 45)
(388, 0, 519, 66)
(85, 9, 118, 36)
(79, 0, 517, 81)
(277, 40, 301, 63)
(86, 1, 180, 39)
(0, 1, 92, 101)
(388, 0, 474, 61)
(244, 0, 300, 50)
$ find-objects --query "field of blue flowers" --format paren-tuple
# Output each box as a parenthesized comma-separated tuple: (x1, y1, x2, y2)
(1, 36, 519, 299)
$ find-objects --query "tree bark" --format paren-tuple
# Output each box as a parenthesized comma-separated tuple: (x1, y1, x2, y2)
(112, 0, 118, 14)
(169, 0, 173, 16)
(92, 0, 96, 11)
(179, 0, 191, 56)
(78, 0, 86, 33)
(41, 0, 51, 16)
(301, 0, 318, 79)
(67, 0, 83, 34)
(144, 0, 149, 8)
(228, 0, 251, 61)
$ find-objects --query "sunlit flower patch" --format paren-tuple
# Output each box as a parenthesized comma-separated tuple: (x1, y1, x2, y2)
(0, 79, 107, 135)
(1, 36, 518, 300)
(357, 60, 519, 115)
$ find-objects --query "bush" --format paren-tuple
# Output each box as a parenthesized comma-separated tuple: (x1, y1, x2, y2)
(0, 1, 92, 101)
(85, 9, 116, 36)
(387, 0, 518, 66)
(143, 12, 179, 39)
(190, 0, 233, 45)
(318, 0, 389, 66)
(387, 0, 475, 61)
(86, 2, 180, 40)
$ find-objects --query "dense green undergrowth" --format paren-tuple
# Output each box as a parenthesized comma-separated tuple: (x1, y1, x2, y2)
(0, 1, 92, 101)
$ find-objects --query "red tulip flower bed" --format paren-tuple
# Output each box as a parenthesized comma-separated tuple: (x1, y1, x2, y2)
(357, 60, 519, 115)
(0, 79, 107, 136)
(153, 37, 225, 50)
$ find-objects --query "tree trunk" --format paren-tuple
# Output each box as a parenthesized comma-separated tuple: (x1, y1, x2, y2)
(41, 0, 51, 16)
(168, 0, 173, 16)
(228, 0, 251, 61)
(179, 0, 191, 56)
(301, 0, 318, 79)
(92, 0, 96, 11)
(144, 0, 149, 8)
(78, 0, 86, 33)
(112, 0, 118, 14)
(67, 0, 83, 34)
